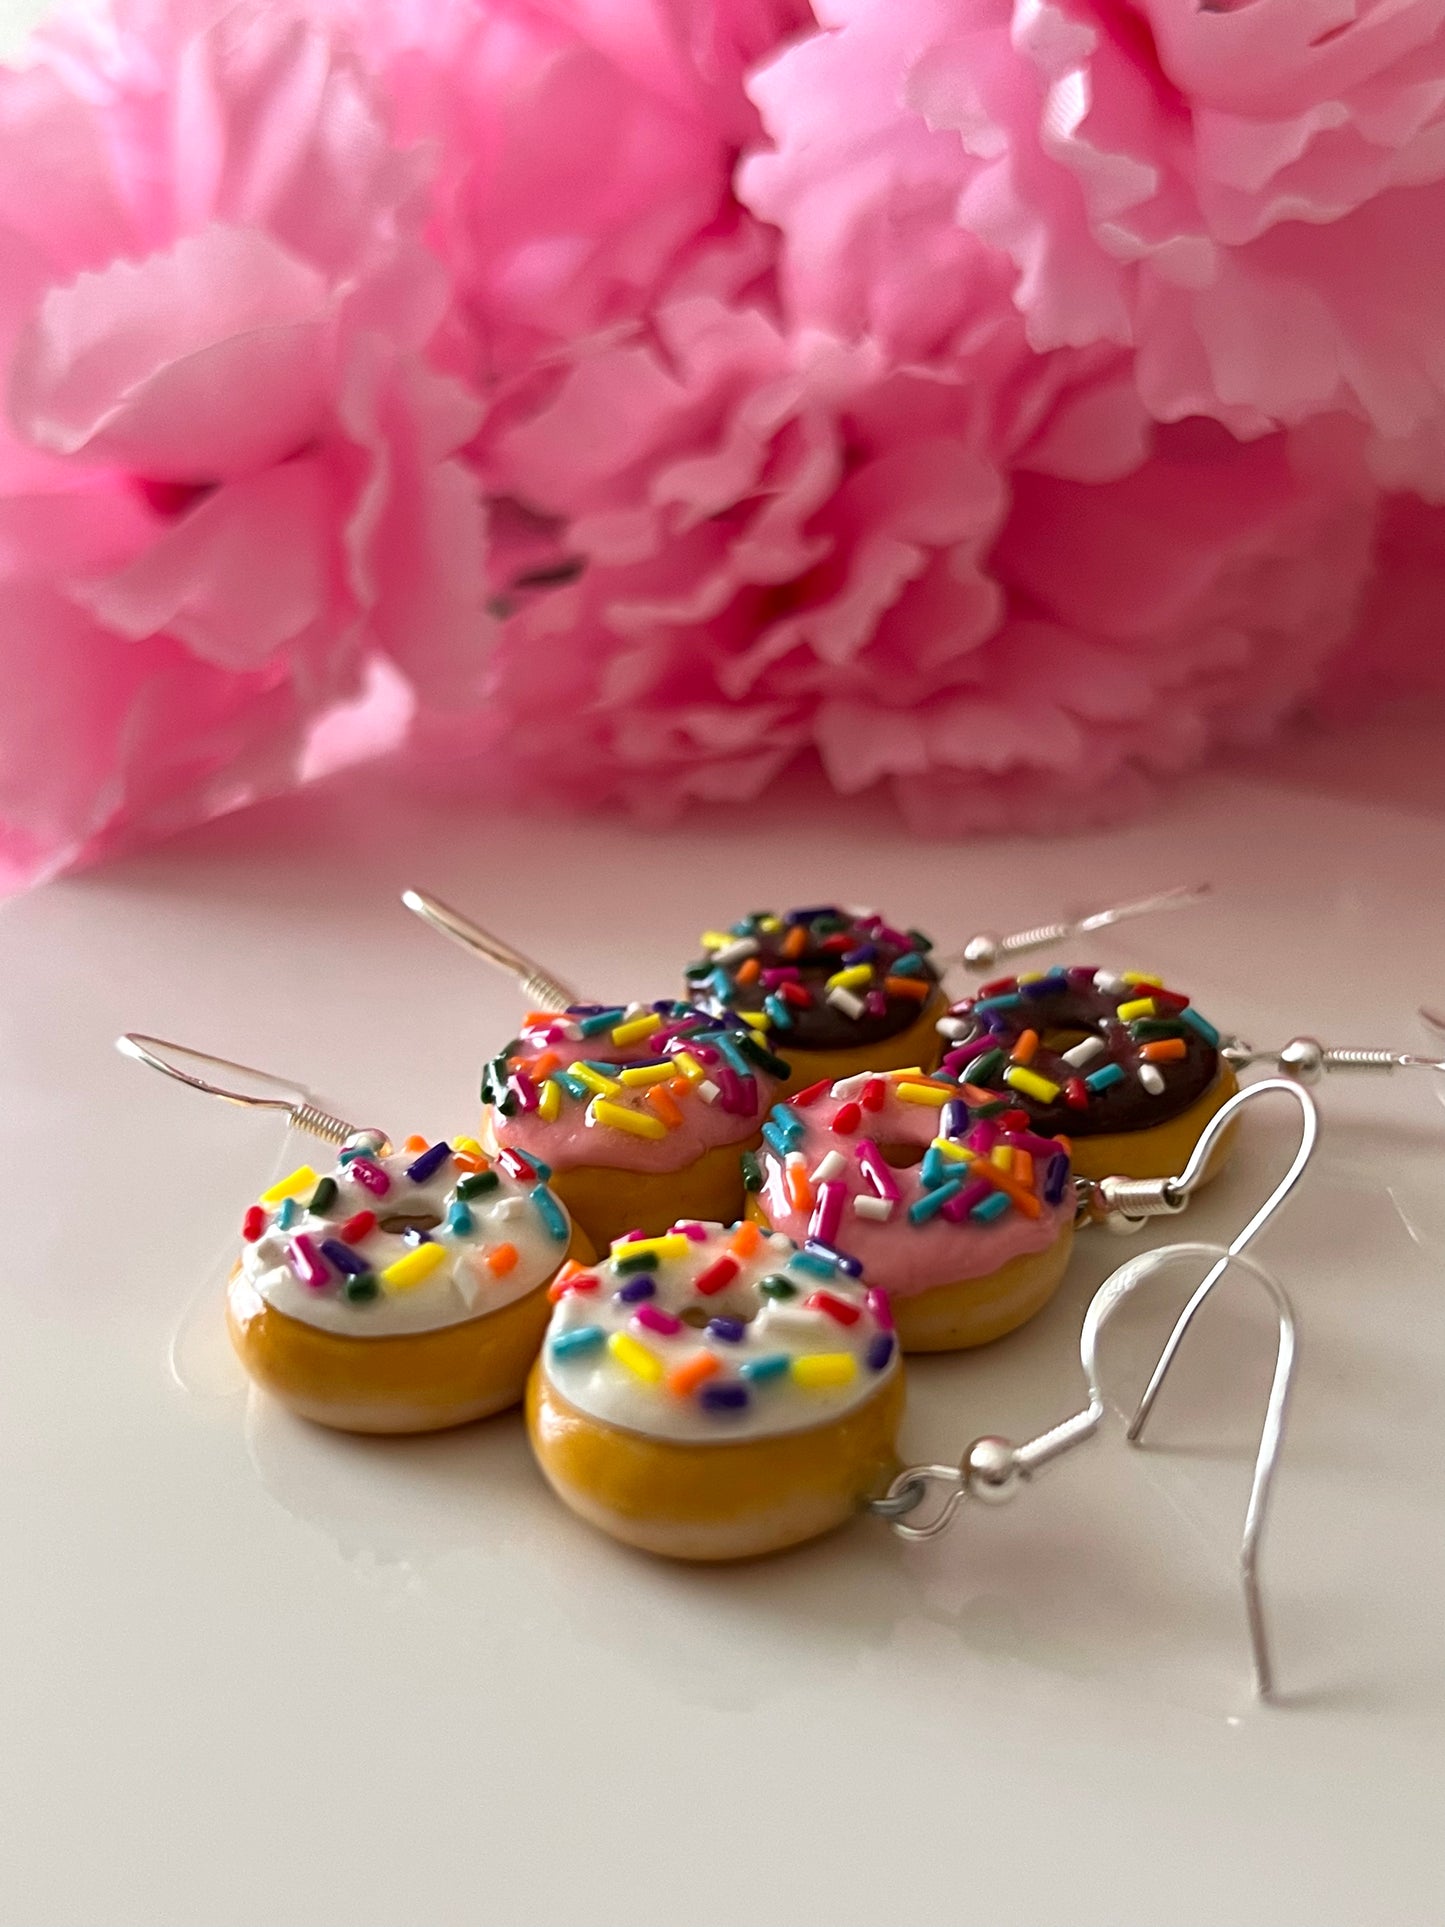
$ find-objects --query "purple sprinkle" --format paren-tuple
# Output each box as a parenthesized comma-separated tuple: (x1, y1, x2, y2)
(403, 1227, 433, 1246)
(616, 1276, 657, 1304)
(1004, 1130, 1068, 1160)
(805, 1239, 864, 1277)
(943, 1035, 994, 1067)
(940, 1099, 971, 1139)
(405, 1140, 453, 1183)
(699, 1381, 750, 1412)
(843, 943, 879, 965)
(1044, 1153, 1071, 1205)
(289, 1233, 330, 1289)
(707, 1317, 747, 1343)
(319, 1238, 368, 1277)
(872, 922, 910, 950)
(787, 905, 836, 923)
(982, 1010, 1010, 1033)
(945, 1177, 993, 1222)
(866, 1333, 896, 1372)
(347, 1158, 391, 1198)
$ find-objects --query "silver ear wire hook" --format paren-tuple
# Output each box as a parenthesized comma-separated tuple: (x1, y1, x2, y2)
(1224, 1032, 1445, 1083)
(952, 882, 1211, 974)
(115, 1034, 383, 1151)
(400, 889, 580, 1012)
(874, 1078, 1316, 1699)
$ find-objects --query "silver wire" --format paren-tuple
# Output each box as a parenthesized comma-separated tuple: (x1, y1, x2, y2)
(950, 881, 1211, 973)
(115, 1034, 362, 1147)
(400, 889, 580, 1011)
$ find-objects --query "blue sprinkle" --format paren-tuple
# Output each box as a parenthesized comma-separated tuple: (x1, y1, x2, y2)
(920, 1145, 949, 1190)
(788, 904, 836, 923)
(771, 1103, 805, 1137)
(762, 1122, 794, 1159)
(336, 1146, 366, 1165)
(740, 1353, 791, 1384)
(763, 993, 792, 1031)
(843, 943, 878, 966)
(615, 1275, 656, 1304)
(447, 1202, 475, 1237)
(578, 1008, 627, 1036)
(805, 1240, 863, 1277)
(533, 1186, 568, 1241)
(319, 1238, 369, 1276)
(789, 1249, 840, 1280)
(709, 968, 732, 1001)
(909, 1179, 963, 1224)
(866, 1333, 896, 1372)
(550, 1325, 605, 1359)
(711, 1031, 752, 1075)
(974, 993, 1025, 1014)
(554, 1071, 589, 1100)
(1181, 1006, 1221, 1048)
(891, 952, 928, 978)
(707, 1317, 747, 1343)
(970, 1190, 1011, 1223)
(277, 1197, 299, 1230)
(1085, 1062, 1126, 1094)
(406, 1140, 452, 1184)
(699, 1381, 750, 1413)
(1044, 1152, 1071, 1206)
(1020, 969, 1069, 999)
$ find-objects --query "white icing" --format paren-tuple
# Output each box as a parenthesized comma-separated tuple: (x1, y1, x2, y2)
(542, 1222, 898, 1444)
(242, 1143, 571, 1338)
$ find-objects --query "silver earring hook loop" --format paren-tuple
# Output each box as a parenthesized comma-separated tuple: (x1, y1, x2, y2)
(115, 1034, 368, 1149)
(400, 889, 580, 1012)
(952, 881, 1212, 974)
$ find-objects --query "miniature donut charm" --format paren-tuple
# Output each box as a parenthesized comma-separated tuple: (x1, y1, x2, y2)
(685, 906, 948, 1094)
(483, 1000, 790, 1252)
(528, 1221, 904, 1559)
(938, 967, 1238, 1183)
(227, 1132, 592, 1433)
(747, 1069, 1076, 1352)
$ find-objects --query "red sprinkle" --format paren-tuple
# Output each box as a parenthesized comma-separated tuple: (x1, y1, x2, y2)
(977, 976, 1019, 998)
(778, 981, 814, 1008)
(338, 1210, 377, 1245)
(805, 1289, 861, 1327)
(548, 1269, 599, 1303)
(831, 1101, 862, 1135)
(1064, 1077, 1090, 1111)
(791, 1079, 832, 1108)
(695, 1255, 740, 1296)
(242, 1205, 265, 1243)
(997, 1108, 1031, 1132)
(1149, 989, 1191, 1012)
(818, 934, 854, 953)
(497, 1148, 538, 1181)
(860, 1077, 886, 1113)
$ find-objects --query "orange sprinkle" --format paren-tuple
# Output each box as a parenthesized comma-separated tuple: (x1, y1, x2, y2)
(667, 1353, 719, 1399)
(735, 957, 761, 986)
(782, 925, 807, 959)
(404, 1134, 429, 1152)
(669, 1075, 693, 1102)
(452, 1152, 488, 1174)
(971, 1162, 1042, 1220)
(529, 1049, 561, 1079)
(1013, 1151, 1034, 1190)
(487, 1243, 519, 1276)
(958, 1083, 998, 1107)
(1141, 1038, 1188, 1063)
(883, 975, 930, 1002)
(785, 1158, 814, 1213)
(646, 1083, 684, 1129)
(892, 1073, 955, 1095)
(522, 1011, 560, 1026)
(730, 1221, 761, 1259)
(1010, 1028, 1039, 1066)
(547, 1261, 590, 1303)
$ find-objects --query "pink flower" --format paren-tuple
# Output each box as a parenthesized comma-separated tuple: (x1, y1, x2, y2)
(0, 0, 488, 887)
(743, 0, 1445, 493)
(416, 265, 1376, 830)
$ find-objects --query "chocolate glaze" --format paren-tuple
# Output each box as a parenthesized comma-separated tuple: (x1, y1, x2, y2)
(685, 907, 941, 1053)
(941, 967, 1220, 1137)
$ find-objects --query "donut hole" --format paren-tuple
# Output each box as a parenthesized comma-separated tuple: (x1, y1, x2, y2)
(1041, 1027, 1093, 1054)
(679, 1304, 757, 1330)
(377, 1210, 443, 1237)
(878, 1142, 925, 1169)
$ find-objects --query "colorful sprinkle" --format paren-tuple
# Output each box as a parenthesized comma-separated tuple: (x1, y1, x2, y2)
(260, 1165, 319, 1207)
(551, 1325, 605, 1360)
(791, 1353, 857, 1390)
(381, 1243, 447, 1292)
(608, 1330, 664, 1383)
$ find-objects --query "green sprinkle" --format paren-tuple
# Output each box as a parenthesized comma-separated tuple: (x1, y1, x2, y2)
(457, 1170, 499, 1200)
(613, 1249, 658, 1274)
(1130, 1018, 1189, 1042)
(740, 1150, 763, 1193)
(307, 1176, 338, 1215)
(968, 1047, 1006, 1084)
(343, 1272, 379, 1303)
(758, 1274, 797, 1300)
(736, 1033, 790, 1080)
(907, 928, 935, 953)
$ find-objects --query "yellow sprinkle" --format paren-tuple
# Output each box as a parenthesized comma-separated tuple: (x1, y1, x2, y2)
(571, 1063, 622, 1098)
(1004, 1066, 1062, 1104)
(929, 1137, 972, 1163)
(380, 1243, 448, 1293)
(611, 1012, 662, 1047)
(608, 1331, 664, 1384)
(590, 1099, 668, 1140)
(1121, 971, 1163, 986)
(791, 1353, 858, 1390)
(1116, 997, 1157, 1023)
(991, 1145, 1013, 1173)
(1017, 970, 1046, 984)
(758, 916, 782, 934)
(700, 931, 733, 952)
(738, 1011, 770, 1030)
(825, 964, 872, 992)
(897, 1081, 950, 1106)
(537, 1079, 562, 1123)
(608, 1233, 690, 1262)
(673, 1051, 706, 1084)
(452, 1136, 483, 1157)
(259, 1165, 319, 1206)
(619, 1062, 676, 1088)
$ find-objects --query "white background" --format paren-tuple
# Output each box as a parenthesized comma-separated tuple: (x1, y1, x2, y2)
(2, 712, 1443, 1925)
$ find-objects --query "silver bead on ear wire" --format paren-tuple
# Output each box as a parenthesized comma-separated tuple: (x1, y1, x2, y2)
(1223, 1034, 1445, 1084)
(954, 881, 1212, 974)
(400, 889, 580, 1012)
(115, 1034, 382, 1151)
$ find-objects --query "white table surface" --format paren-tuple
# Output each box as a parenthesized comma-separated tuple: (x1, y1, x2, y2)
(2, 716, 1444, 1927)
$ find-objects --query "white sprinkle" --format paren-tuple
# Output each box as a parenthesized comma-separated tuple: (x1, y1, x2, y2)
(697, 1079, 722, 1105)
(713, 938, 758, 966)
(829, 1071, 874, 1100)
(1094, 971, 1128, 994)
(854, 1195, 895, 1222)
(811, 1150, 847, 1185)
(494, 1195, 527, 1220)
(936, 1017, 971, 1040)
(452, 1257, 486, 1310)
(622, 1000, 649, 1019)
(1062, 1037, 1106, 1070)
(557, 1019, 583, 1041)
(1139, 1064, 1166, 1095)
(827, 986, 866, 1019)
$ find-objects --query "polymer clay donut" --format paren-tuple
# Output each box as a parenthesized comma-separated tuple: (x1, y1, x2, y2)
(684, 906, 948, 1095)
(747, 1069, 1077, 1352)
(482, 1001, 791, 1252)
(227, 1130, 591, 1433)
(528, 1219, 903, 1559)
(938, 966, 1238, 1184)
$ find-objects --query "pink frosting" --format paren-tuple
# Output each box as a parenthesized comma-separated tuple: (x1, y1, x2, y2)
(490, 1016, 777, 1174)
(757, 1079, 1073, 1298)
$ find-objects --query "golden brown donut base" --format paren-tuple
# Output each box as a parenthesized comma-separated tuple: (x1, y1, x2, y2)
(773, 988, 950, 1096)
(744, 1196, 1075, 1353)
(1064, 1064, 1239, 1183)
(524, 1133, 761, 1252)
(526, 1363, 906, 1560)
(225, 1223, 595, 1435)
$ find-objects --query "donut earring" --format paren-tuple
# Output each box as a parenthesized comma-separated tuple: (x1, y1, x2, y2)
(116, 1033, 592, 1434)
(529, 1080, 1319, 1700)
